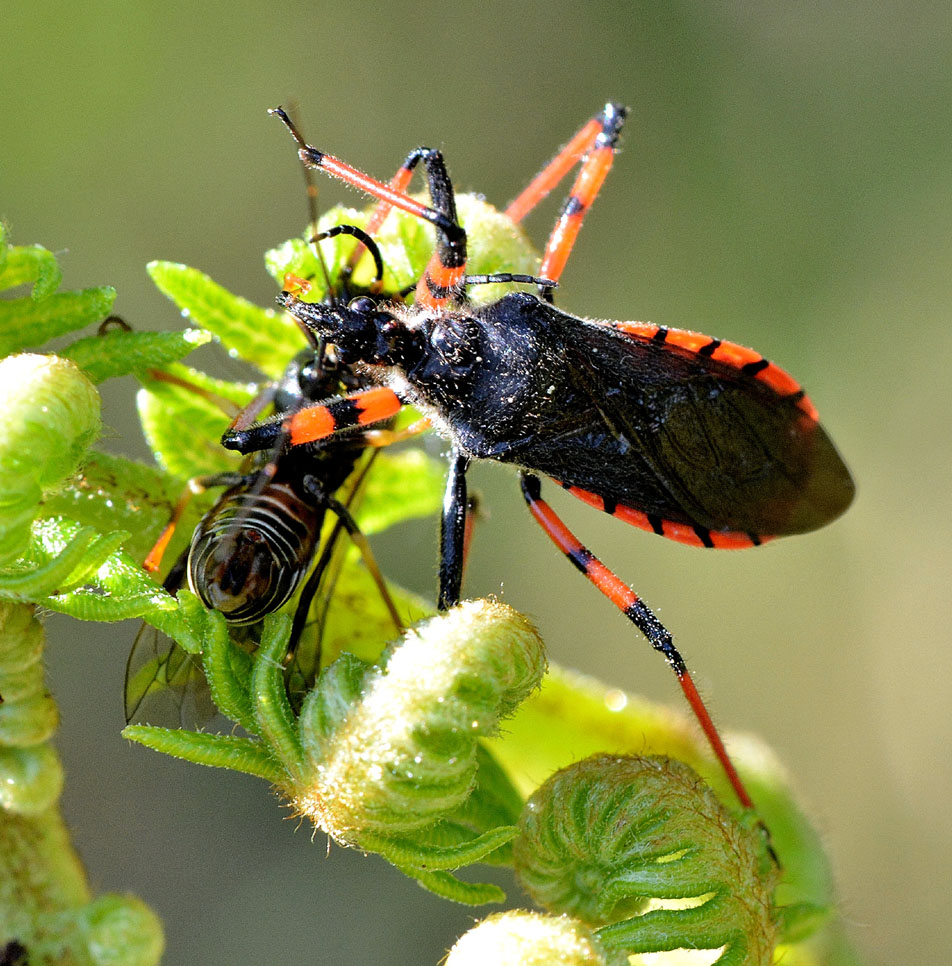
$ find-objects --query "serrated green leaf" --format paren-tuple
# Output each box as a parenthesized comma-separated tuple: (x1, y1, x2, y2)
(61, 327, 212, 383)
(122, 726, 284, 782)
(43, 560, 175, 622)
(389, 863, 506, 906)
(39, 450, 211, 564)
(0, 287, 115, 355)
(264, 194, 540, 312)
(141, 589, 209, 655)
(0, 243, 63, 298)
(136, 365, 254, 478)
(8, 517, 174, 621)
(146, 260, 303, 378)
(202, 612, 257, 733)
(0, 524, 110, 598)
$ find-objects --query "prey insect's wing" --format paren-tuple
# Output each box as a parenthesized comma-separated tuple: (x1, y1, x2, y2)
(123, 550, 217, 729)
(283, 448, 384, 712)
(123, 623, 216, 728)
(282, 521, 348, 713)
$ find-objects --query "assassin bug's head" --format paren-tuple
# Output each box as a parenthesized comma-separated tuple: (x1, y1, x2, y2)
(277, 291, 420, 369)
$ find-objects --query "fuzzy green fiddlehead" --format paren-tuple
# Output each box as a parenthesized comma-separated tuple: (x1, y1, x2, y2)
(513, 754, 779, 966)
(0, 233, 167, 965)
(0, 602, 58, 753)
(126, 600, 545, 904)
(291, 599, 546, 842)
(445, 911, 621, 966)
(0, 602, 164, 966)
(0, 354, 101, 567)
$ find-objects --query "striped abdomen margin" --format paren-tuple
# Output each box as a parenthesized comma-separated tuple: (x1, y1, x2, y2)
(187, 482, 323, 624)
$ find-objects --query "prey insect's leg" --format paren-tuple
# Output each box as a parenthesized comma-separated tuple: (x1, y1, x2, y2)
(324, 495, 403, 632)
(288, 496, 402, 657)
(143, 472, 248, 573)
(144, 368, 251, 419)
(289, 453, 402, 666)
(519, 472, 756, 812)
(142, 364, 285, 572)
(360, 417, 432, 448)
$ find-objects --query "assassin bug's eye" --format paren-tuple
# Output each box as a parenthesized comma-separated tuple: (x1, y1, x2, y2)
(348, 296, 376, 313)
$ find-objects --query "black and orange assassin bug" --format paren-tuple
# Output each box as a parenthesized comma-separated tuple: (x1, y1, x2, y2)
(223, 103, 855, 812)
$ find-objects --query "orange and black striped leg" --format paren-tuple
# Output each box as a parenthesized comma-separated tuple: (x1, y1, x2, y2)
(222, 385, 404, 454)
(438, 448, 471, 610)
(531, 104, 627, 300)
(271, 107, 468, 310)
(519, 472, 756, 812)
(506, 103, 626, 225)
(344, 148, 434, 276)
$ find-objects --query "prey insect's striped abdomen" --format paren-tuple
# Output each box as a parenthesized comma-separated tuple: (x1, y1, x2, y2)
(188, 479, 324, 624)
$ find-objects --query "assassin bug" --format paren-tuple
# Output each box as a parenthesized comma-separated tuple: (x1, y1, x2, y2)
(125, 228, 405, 726)
(223, 104, 855, 811)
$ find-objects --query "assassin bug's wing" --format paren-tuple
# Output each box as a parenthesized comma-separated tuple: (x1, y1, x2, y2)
(473, 294, 853, 542)
(559, 317, 854, 539)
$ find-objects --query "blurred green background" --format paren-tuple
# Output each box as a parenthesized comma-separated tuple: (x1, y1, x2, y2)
(6, 1, 950, 963)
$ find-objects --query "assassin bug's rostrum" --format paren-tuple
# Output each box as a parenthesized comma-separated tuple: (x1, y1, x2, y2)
(223, 103, 855, 811)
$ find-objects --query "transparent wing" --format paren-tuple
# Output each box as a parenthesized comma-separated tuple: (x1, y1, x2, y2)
(123, 621, 216, 728)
